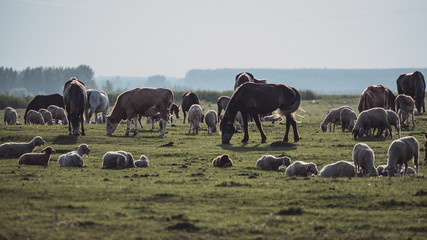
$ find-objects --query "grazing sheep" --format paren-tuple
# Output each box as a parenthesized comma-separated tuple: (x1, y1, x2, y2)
(234, 111, 245, 132)
(285, 161, 318, 177)
(319, 161, 356, 178)
(134, 155, 149, 167)
(255, 155, 291, 170)
(58, 144, 90, 167)
(38, 108, 53, 125)
(188, 104, 203, 134)
(353, 143, 379, 177)
(340, 108, 357, 132)
(18, 146, 55, 166)
(102, 151, 136, 169)
(352, 107, 391, 139)
(384, 110, 401, 138)
(262, 113, 283, 123)
(377, 164, 417, 176)
(0, 136, 45, 159)
(205, 110, 218, 134)
(47, 105, 68, 125)
(26, 110, 45, 125)
(212, 154, 233, 167)
(395, 94, 415, 128)
(321, 106, 353, 132)
(385, 136, 419, 177)
(4, 107, 18, 125)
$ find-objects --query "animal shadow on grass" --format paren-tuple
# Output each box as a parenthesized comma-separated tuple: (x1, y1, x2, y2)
(270, 141, 297, 149)
(219, 143, 271, 152)
(53, 135, 78, 145)
(353, 137, 387, 142)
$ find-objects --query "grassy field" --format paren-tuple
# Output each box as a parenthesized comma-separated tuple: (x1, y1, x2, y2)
(0, 96, 426, 240)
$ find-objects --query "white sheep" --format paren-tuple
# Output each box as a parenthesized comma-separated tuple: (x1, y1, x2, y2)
(353, 143, 379, 177)
(384, 110, 400, 138)
(58, 144, 90, 167)
(340, 108, 357, 132)
(0, 136, 45, 159)
(26, 110, 45, 125)
(134, 155, 149, 167)
(262, 113, 282, 123)
(352, 107, 391, 139)
(205, 110, 218, 134)
(385, 136, 419, 177)
(234, 111, 245, 132)
(18, 146, 55, 166)
(102, 151, 136, 169)
(285, 161, 318, 177)
(188, 104, 203, 134)
(38, 108, 53, 125)
(4, 107, 18, 125)
(377, 164, 417, 176)
(47, 105, 68, 125)
(255, 155, 291, 170)
(321, 106, 353, 132)
(319, 160, 356, 178)
(395, 94, 415, 128)
(212, 154, 233, 167)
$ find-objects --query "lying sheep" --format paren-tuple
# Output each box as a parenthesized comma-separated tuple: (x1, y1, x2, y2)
(285, 161, 318, 177)
(340, 108, 357, 132)
(395, 94, 415, 128)
(26, 110, 45, 125)
(135, 155, 149, 167)
(385, 136, 419, 177)
(262, 113, 282, 123)
(377, 164, 417, 176)
(47, 105, 68, 125)
(4, 107, 18, 125)
(58, 144, 90, 167)
(212, 154, 233, 167)
(319, 160, 356, 178)
(0, 136, 45, 159)
(255, 155, 291, 170)
(205, 110, 218, 134)
(353, 143, 379, 177)
(188, 104, 203, 134)
(18, 146, 55, 166)
(38, 108, 53, 125)
(102, 151, 136, 169)
(352, 107, 391, 139)
(321, 106, 353, 132)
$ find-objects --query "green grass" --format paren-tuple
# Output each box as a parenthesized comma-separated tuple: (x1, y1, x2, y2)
(0, 97, 426, 240)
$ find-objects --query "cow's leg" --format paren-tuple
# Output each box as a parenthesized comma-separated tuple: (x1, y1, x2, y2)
(67, 113, 72, 135)
(251, 113, 266, 143)
(126, 119, 131, 136)
(87, 108, 94, 124)
(241, 112, 250, 143)
(160, 119, 167, 136)
(133, 117, 138, 136)
(183, 111, 186, 123)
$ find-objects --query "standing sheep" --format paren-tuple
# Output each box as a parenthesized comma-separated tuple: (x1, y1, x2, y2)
(38, 108, 53, 125)
(26, 110, 45, 125)
(188, 104, 203, 134)
(255, 155, 291, 170)
(205, 110, 218, 134)
(4, 107, 18, 125)
(0, 136, 45, 159)
(134, 155, 149, 167)
(18, 146, 55, 166)
(58, 144, 90, 167)
(384, 110, 401, 139)
(395, 94, 415, 128)
(47, 105, 68, 125)
(340, 108, 357, 132)
(384, 136, 419, 176)
(285, 161, 318, 177)
(352, 107, 391, 139)
(321, 106, 353, 132)
(212, 154, 233, 167)
(102, 151, 136, 169)
(353, 143, 379, 177)
(319, 161, 356, 178)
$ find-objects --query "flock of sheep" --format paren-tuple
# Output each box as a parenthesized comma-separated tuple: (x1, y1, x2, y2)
(4, 105, 67, 126)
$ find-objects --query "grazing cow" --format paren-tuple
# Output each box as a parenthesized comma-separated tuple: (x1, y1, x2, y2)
(181, 92, 200, 123)
(24, 93, 64, 124)
(395, 94, 415, 128)
(106, 88, 173, 136)
(396, 71, 426, 113)
(86, 89, 109, 124)
(358, 84, 395, 113)
(63, 78, 87, 136)
(220, 83, 300, 144)
(217, 96, 230, 119)
(234, 72, 267, 90)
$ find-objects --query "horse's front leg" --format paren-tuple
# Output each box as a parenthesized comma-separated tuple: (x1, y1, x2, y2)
(252, 114, 266, 143)
(241, 112, 249, 143)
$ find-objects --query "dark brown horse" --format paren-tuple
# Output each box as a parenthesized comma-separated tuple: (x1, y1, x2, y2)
(181, 92, 200, 123)
(220, 83, 301, 144)
(234, 72, 267, 90)
(63, 78, 87, 136)
(358, 84, 395, 113)
(24, 93, 64, 124)
(396, 71, 426, 113)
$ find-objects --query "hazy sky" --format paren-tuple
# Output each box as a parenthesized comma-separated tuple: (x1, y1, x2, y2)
(1, 0, 426, 77)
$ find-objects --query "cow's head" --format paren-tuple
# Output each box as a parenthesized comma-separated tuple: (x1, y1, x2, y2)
(106, 116, 119, 136)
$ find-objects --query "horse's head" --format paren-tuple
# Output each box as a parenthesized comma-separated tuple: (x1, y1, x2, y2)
(106, 116, 119, 136)
(220, 119, 235, 144)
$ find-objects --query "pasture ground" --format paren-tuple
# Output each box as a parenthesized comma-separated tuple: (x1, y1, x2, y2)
(0, 96, 426, 240)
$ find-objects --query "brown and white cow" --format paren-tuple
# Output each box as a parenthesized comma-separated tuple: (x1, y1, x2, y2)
(358, 84, 395, 113)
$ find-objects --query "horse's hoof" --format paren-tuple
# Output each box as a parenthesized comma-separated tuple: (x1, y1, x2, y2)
(261, 139, 267, 144)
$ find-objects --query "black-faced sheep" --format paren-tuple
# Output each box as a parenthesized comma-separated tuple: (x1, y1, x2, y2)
(205, 110, 218, 134)
(58, 144, 90, 167)
(340, 108, 357, 132)
(321, 106, 353, 132)
(319, 160, 356, 178)
(134, 155, 149, 167)
(352, 107, 391, 139)
(26, 110, 45, 125)
(4, 107, 18, 125)
(0, 136, 45, 159)
(38, 108, 53, 125)
(395, 94, 415, 128)
(18, 146, 55, 166)
(255, 155, 291, 170)
(47, 105, 68, 125)
(285, 161, 318, 177)
(188, 104, 203, 134)
(102, 151, 136, 169)
(385, 136, 419, 177)
(353, 143, 379, 177)
(212, 154, 233, 167)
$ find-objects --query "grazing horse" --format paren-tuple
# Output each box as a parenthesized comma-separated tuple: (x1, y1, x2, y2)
(63, 78, 87, 136)
(217, 96, 230, 119)
(24, 93, 64, 124)
(220, 83, 301, 144)
(358, 84, 395, 113)
(181, 92, 200, 123)
(234, 72, 267, 90)
(396, 71, 426, 113)
(86, 89, 109, 124)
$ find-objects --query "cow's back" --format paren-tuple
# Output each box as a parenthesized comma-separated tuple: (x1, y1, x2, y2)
(116, 88, 173, 115)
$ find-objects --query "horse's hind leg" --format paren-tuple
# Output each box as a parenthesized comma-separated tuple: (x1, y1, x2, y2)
(284, 114, 300, 143)
(252, 113, 267, 143)
(81, 114, 85, 136)
(241, 112, 250, 143)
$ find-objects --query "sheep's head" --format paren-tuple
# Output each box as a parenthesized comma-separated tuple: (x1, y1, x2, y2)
(78, 144, 90, 156)
(106, 116, 119, 136)
(32, 136, 45, 147)
(320, 123, 327, 132)
(307, 163, 318, 176)
(41, 146, 55, 155)
(219, 154, 233, 167)
(280, 156, 292, 167)
(220, 120, 235, 144)
(384, 165, 400, 177)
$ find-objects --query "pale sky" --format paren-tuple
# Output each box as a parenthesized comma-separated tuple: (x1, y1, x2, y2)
(1, 0, 426, 78)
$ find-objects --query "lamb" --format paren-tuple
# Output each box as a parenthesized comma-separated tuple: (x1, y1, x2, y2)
(319, 160, 356, 178)
(26, 110, 45, 125)
(321, 106, 353, 132)
(352, 107, 391, 139)
(384, 136, 419, 177)
(134, 155, 149, 167)
(58, 144, 90, 167)
(395, 94, 415, 128)
(212, 154, 233, 167)
(18, 146, 55, 166)
(340, 108, 357, 132)
(38, 108, 53, 125)
(377, 164, 417, 176)
(262, 113, 282, 123)
(47, 105, 68, 125)
(0, 136, 45, 158)
(385, 110, 400, 138)
(285, 161, 318, 177)
(188, 104, 203, 134)
(353, 143, 379, 177)
(255, 155, 291, 170)
(205, 110, 218, 134)
(3, 107, 18, 125)
(102, 151, 136, 169)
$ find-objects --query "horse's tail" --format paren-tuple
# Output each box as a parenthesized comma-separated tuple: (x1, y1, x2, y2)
(281, 87, 301, 116)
